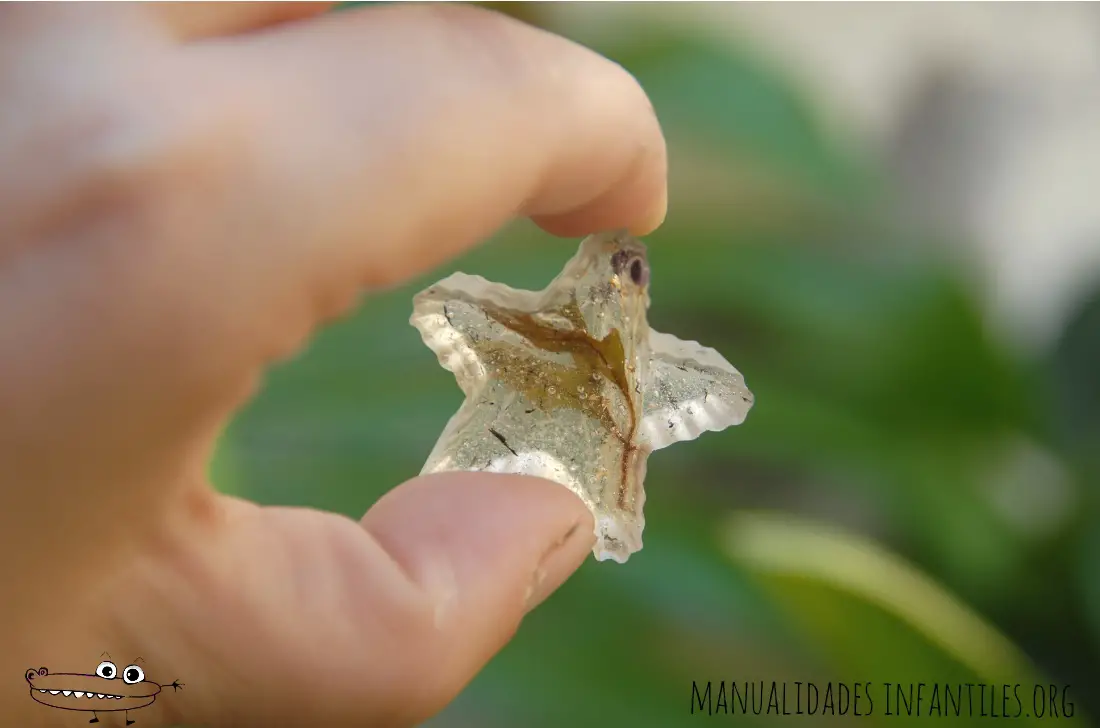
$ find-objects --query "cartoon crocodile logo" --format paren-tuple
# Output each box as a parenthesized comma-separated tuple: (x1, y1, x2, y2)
(25, 654, 182, 725)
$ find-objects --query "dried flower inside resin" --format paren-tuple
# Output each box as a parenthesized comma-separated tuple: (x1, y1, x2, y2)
(410, 231, 753, 563)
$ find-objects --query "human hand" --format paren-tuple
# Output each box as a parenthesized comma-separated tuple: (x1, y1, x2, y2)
(0, 3, 666, 727)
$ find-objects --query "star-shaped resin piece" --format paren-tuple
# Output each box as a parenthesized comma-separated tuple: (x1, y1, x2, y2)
(410, 231, 754, 563)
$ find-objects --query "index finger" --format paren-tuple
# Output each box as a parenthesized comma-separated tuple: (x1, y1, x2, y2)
(177, 4, 666, 333)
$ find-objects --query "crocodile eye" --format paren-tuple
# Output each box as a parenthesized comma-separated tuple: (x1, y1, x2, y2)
(609, 249, 649, 287)
(96, 661, 117, 679)
(123, 665, 145, 684)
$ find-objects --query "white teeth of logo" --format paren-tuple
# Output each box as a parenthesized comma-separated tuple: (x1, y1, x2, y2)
(74, 692, 84, 697)
(49, 690, 60, 695)
(62, 691, 71, 696)
(38, 689, 46, 693)
(96, 694, 104, 698)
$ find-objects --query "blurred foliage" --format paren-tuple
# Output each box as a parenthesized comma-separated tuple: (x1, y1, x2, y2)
(214, 3, 1099, 726)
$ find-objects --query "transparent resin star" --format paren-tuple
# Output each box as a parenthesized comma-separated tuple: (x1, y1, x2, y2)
(410, 231, 754, 563)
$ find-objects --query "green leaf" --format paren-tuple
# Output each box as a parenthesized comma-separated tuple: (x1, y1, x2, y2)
(723, 511, 1087, 728)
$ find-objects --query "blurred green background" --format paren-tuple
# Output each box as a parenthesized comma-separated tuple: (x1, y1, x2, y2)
(212, 3, 1100, 726)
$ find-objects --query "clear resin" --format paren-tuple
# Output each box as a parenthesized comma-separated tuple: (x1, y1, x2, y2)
(410, 231, 754, 563)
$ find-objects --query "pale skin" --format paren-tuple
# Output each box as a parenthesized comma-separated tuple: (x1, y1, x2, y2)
(0, 4, 667, 727)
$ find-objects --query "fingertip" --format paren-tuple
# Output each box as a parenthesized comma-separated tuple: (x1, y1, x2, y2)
(625, 119, 669, 236)
(530, 144, 668, 239)
(530, 95, 668, 239)
(362, 471, 594, 626)
(630, 182, 669, 236)
(358, 472, 594, 714)
(521, 516, 596, 614)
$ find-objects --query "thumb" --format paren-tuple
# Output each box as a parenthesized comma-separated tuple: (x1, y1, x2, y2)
(106, 473, 595, 728)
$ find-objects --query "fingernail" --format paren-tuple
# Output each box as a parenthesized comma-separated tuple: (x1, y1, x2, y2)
(523, 519, 596, 613)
